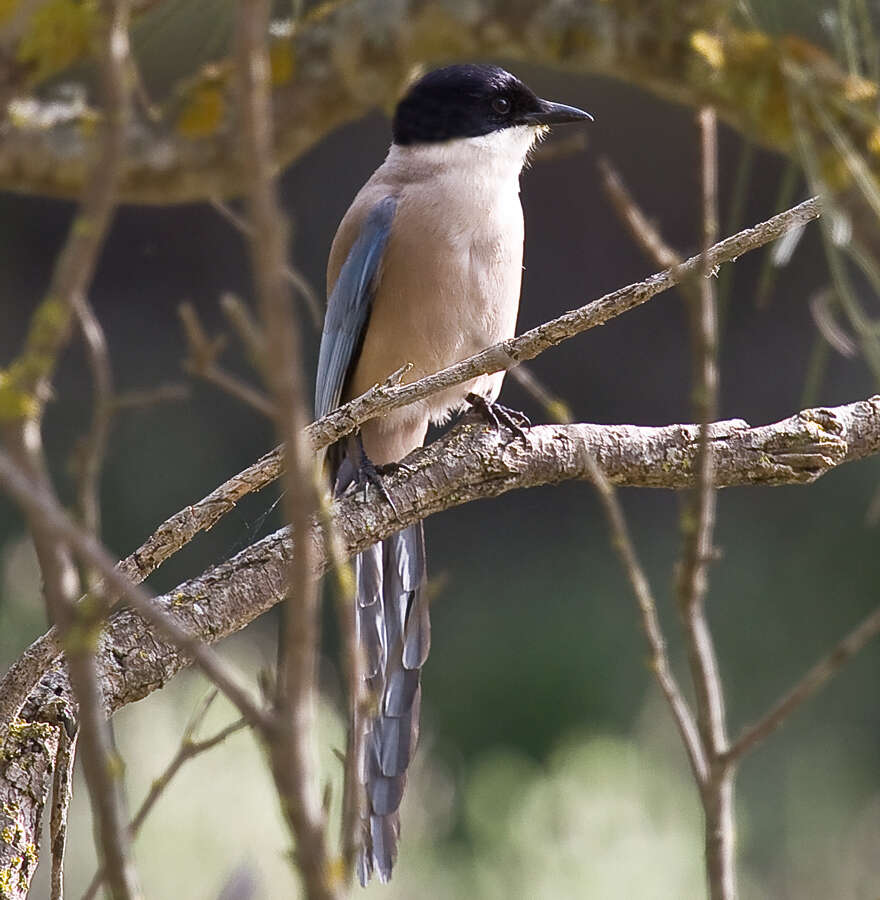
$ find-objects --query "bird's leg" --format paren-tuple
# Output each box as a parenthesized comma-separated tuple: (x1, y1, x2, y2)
(356, 440, 403, 521)
(465, 392, 531, 442)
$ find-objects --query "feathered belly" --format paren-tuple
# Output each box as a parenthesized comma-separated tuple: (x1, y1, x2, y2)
(351, 248, 521, 427)
(346, 185, 524, 458)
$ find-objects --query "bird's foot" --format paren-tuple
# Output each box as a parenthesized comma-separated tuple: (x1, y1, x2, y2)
(374, 460, 415, 477)
(356, 448, 403, 521)
(465, 393, 530, 442)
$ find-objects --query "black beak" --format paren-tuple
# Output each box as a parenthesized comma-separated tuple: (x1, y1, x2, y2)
(517, 98, 594, 126)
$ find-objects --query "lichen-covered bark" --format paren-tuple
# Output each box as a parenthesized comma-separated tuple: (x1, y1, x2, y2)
(1, 394, 879, 895)
(0, 698, 65, 900)
(0, 0, 875, 204)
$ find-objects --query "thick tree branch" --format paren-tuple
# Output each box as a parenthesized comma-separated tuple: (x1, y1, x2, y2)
(0, 193, 821, 747)
(6, 395, 878, 724)
(3, 394, 880, 896)
(0, 2, 872, 205)
(0, 451, 271, 734)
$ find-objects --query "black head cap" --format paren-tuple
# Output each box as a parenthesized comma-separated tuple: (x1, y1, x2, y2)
(392, 64, 592, 146)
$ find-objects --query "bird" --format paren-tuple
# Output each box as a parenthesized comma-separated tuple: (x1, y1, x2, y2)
(314, 63, 592, 884)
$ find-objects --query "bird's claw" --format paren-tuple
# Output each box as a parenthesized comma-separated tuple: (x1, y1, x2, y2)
(357, 451, 403, 522)
(465, 392, 530, 442)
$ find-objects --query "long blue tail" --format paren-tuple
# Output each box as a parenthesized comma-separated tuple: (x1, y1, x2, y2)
(354, 520, 429, 883)
(332, 444, 430, 884)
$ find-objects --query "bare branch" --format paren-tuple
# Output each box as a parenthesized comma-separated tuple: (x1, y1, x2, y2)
(321, 495, 363, 878)
(178, 302, 276, 417)
(677, 108, 726, 764)
(103, 196, 826, 596)
(0, 0, 143, 896)
(81, 692, 247, 900)
(8, 395, 878, 729)
(0, 449, 271, 734)
(0, 386, 859, 745)
(583, 452, 706, 783)
(210, 199, 323, 330)
(725, 601, 880, 763)
(72, 296, 115, 589)
(507, 365, 573, 423)
(113, 383, 190, 410)
(103, 196, 830, 590)
(309, 198, 821, 458)
(234, 0, 337, 895)
(602, 124, 733, 898)
(3, 394, 880, 900)
(598, 156, 689, 277)
(220, 293, 267, 367)
(50, 728, 76, 900)
(677, 106, 732, 900)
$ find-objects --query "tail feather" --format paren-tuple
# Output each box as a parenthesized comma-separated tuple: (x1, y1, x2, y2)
(355, 519, 429, 884)
(403, 595, 431, 669)
(332, 439, 429, 884)
(356, 545, 385, 680)
(369, 810, 400, 884)
(376, 684, 421, 776)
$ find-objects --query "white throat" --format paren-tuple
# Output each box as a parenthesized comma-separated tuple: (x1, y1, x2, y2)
(385, 125, 545, 184)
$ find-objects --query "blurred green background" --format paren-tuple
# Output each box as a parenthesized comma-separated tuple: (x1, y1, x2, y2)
(3, 0, 880, 897)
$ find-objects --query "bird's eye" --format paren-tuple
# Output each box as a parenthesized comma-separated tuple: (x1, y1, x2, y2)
(492, 96, 511, 115)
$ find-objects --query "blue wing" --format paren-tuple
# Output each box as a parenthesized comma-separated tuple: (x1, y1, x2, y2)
(315, 195, 398, 419)
(314, 194, 425, 885)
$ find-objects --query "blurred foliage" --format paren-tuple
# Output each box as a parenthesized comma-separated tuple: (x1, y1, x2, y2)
(15, 629, 880, 899)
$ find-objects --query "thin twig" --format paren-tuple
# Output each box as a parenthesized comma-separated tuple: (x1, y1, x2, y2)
(220, 292, 267, 367)
(602, 121, 733, 899)
(678, 106, 732, 900)
(81, 691, 247, 900)
(0, 449, 271, 734)
(73, 296, 114, 589)
(725, 600, 880, 762)
(113, 383, 190, 410)
(316, 492, 362, 878)
(507, 365, 573, 423)
(677, 108, 726, 760)
(50, 728, 77, 900)
(234, 2, 337, 896)
(583, 452, 706, 783)
(49, 0, 143, 875)
(598, 157, 691, 276)
(0, 0, 143, 897)
(178, 301, 276, 417)
(0, 196, 823, 734)
(809, 287, 858, 358)
(209, 197, 323, 330)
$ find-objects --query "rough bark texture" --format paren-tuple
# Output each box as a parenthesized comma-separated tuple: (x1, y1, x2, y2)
(0, 193, 821, 740)
(1, 394, 879, 896)
(0, 689, 66, 900)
